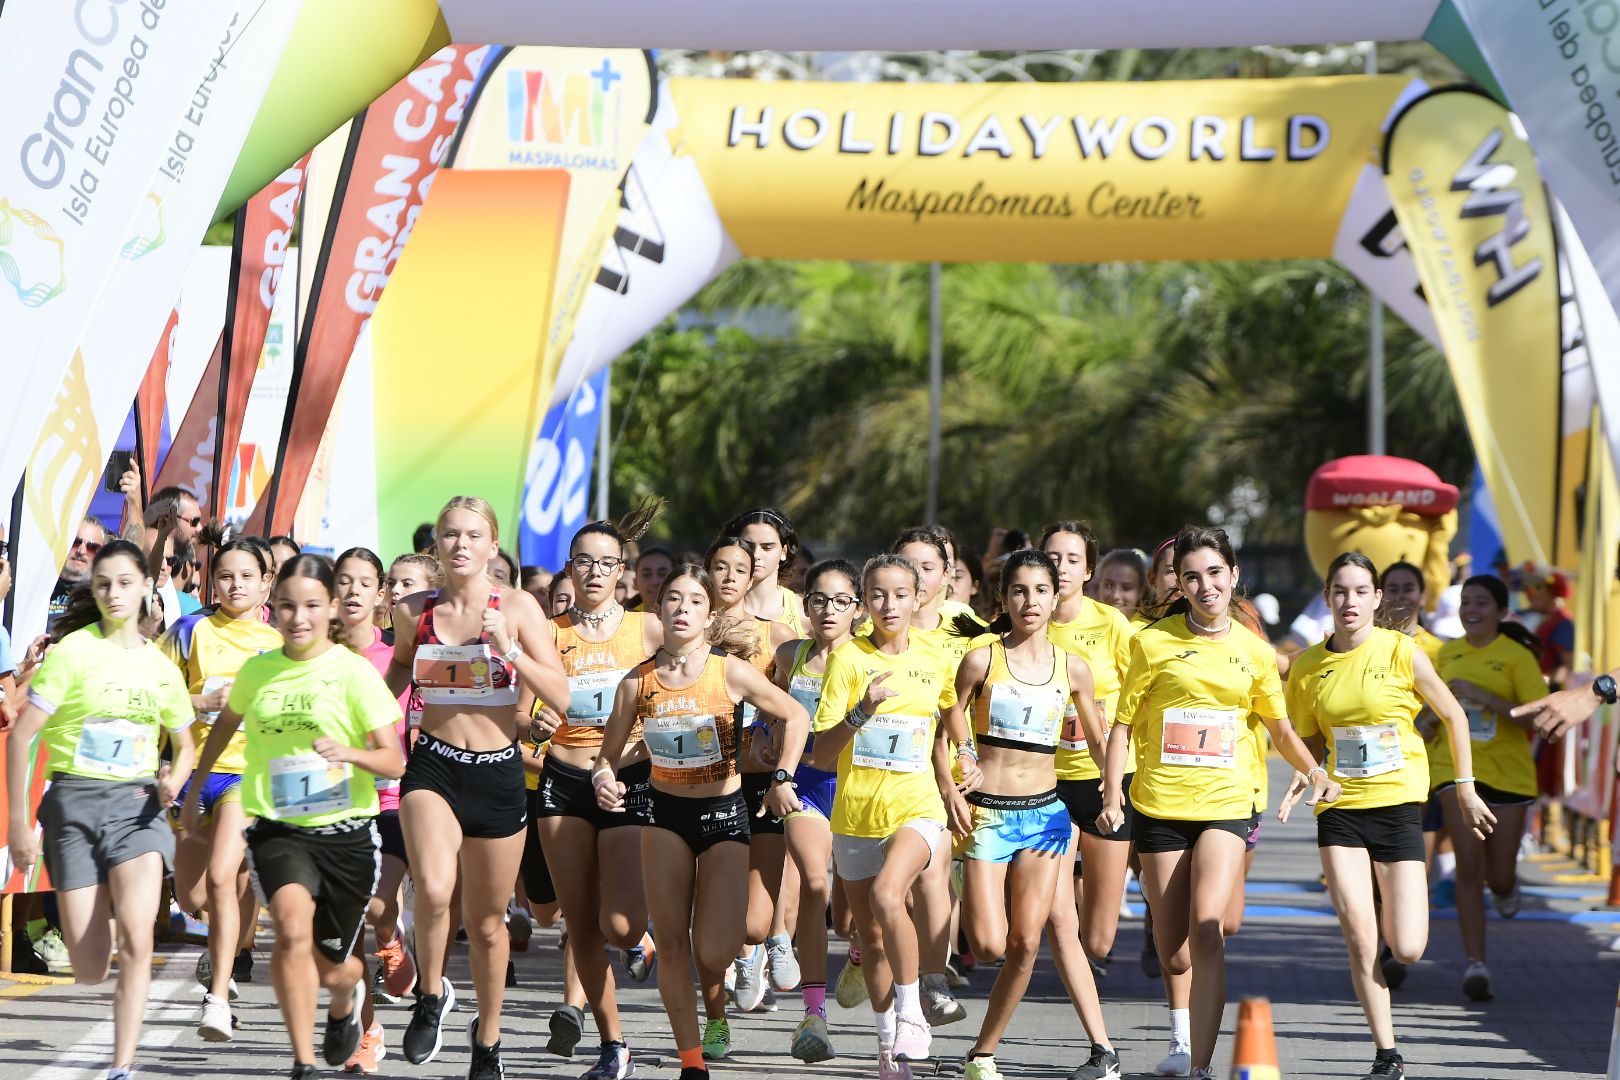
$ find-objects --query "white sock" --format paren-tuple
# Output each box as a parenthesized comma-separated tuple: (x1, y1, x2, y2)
(875, 1005, 897, 1045)
(1170, 1008, 1191, 1046)
(893, 981, 921, 1018)
(1436, 851, 1457, 880)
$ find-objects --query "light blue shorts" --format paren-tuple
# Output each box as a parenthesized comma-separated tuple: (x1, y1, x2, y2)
(965, 792, 1071, 863)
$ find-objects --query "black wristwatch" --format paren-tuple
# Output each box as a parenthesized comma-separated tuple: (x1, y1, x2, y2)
(770, 768, 795, 786)
(1594, 674, 1618, 706)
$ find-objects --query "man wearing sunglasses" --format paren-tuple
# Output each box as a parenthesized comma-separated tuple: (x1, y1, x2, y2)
(46, 517, 108, 633)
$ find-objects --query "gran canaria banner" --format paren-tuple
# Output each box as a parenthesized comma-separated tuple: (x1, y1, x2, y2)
(668, 75, 1407, 263)
(1384, 88, 1563, 568)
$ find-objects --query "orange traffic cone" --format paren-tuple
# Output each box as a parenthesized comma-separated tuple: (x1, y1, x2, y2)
(1230, 996, 1281, 1080)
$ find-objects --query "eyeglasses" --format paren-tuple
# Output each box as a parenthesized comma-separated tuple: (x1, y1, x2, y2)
(165, 555, 182, 570)
(805, 592, 857, 612)
(182, 516, 202, 529)
(569, 554, 624, 575)
(71, 537, 102, 554)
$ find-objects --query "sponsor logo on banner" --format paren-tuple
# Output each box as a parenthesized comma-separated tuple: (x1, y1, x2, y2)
(505, 56, 628, 167)
(1384, 88, 1563, 566)
(0, 200, 67, 306)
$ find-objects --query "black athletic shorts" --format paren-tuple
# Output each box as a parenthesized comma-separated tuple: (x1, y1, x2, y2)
(399, 732, 526, 839)
(741, 771, 785, 836)
(376, 810, 407, 864)
(648, 788, 751, 857)
(246, 817, 379, 964)
(1245, 811, 1262, 853)
(1056, 774, 1135, 842)
(521, 789, 557, 906)
(1133, 811, 1251, 854)
(1316, 803, 1425, 863)
(536, 755, 652, 829)
(1433, 779, 1536, 808)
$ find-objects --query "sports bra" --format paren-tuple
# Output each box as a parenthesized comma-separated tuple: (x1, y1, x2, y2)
(547, 610, 649, 749)
(411, 590, 519, 707)
(970, 641, 1070, 755)
(636, 649, 741, 786)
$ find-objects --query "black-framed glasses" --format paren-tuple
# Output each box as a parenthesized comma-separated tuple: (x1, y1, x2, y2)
(570, 554, 624, 575)
(806, 592, 857, 612)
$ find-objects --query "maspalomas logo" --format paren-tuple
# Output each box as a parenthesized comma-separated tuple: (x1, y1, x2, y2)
(119, 191, 166, 260)
(0, 199, 67, 307)
(504, 56, 625, 170)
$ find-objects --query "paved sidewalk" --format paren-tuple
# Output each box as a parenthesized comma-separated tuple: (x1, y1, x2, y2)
(8, 760, 1619, 1078)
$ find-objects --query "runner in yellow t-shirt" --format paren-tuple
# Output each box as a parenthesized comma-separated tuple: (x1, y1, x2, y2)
(1099, 527, 1339, 1080)
(1283, 553, 1494, 1078)
(6, 540, 194, 1080)
(184, 555, 405, 1080)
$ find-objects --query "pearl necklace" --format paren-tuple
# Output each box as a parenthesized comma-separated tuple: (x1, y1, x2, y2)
(570, 603, 620, 630)
(1187, 611, 1231, 635)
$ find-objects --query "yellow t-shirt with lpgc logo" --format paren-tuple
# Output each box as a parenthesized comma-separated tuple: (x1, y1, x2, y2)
(1286, 627, 1429, 812)
(1116, 616, 1286, 821)
(1428, 633, 1547, 798)
(1047, 598, 1132, 782)
(162, 609, 283, 775)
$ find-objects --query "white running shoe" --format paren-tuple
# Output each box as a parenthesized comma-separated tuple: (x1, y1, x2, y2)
(765, 933, 801, 991)
(733, 944, 767, 1012)
(198, 992, 233, 1042)
(1462, 960, 1493, 1001)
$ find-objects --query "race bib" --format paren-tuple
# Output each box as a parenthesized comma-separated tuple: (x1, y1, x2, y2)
(198, 676, 232, 722)
(268, 753, 353, 819)
(645, 714, 722, 770)
(1160, 708, 1238, 768)
(1465, 704, 1497, 742)
(986, 683, 1062, 746)
(566, 669, 627, 727)
(1058, 699, 1108, 752)
(414, 644, 495, 701)
(852, 713, 932, 773)
(1332, 723, 1405, 779)
(788, 674, 822, 718)
(73, 717, 152, 778)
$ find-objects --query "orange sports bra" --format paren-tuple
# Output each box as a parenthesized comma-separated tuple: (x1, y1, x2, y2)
(635, 650, 741, 786)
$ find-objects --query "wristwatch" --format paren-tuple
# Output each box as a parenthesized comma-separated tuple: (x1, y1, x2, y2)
(770, 768, 795, 786)
(1594, 674, 1618, 706)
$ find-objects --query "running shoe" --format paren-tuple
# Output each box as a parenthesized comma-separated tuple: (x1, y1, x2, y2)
(733, 945, 767, 1012)
(508, 908, 532, 952)
(1087, 954, 1108, 980)
(1154, 1038, 1190, 1077)
(374, 936, 417, 1001)
(467, 1016, 505, 1080)
(964, 1055, 1004, 1080)
(678, 1070, 709, 1080)
(1429, 877, 1456, 908)
(791, 1013, 835, 1063)
(944, 959, 970, 990)
(106, 1070, 131, 1080)
(322, 979, 365, 1066)
(922, 974, 966, 1026)
(1189, 1069, 1216, 1080)
(766, 933, 801, 991)
(1378, 945, 1407, 991)
(547, 1004, 585, 1057)
(289, 1066, 318, 1080)
(582, 1040, 633, 1079)
(233, 948, 255, 984)
(835, 954, 869, 1008)
(892, 1013, 931, 1062)
(1462, 960, 1493, 1002)
(1069, 1045, 1123, 1079)
(170, 907, 210, 940)
(1140, 937, 1161, 980)
(505, 959, 517, 988)
(1360, 1051, 1405, 1079)
(1493, 882, 1522, 919)
(624, 935, 657, 983)
(198, 993, 234, 1043)
(402, 976, 456, 1064)
(194, 953, 241, 1001)
(701, 1018, 732, 1061)
(878, 1045, 913, 1080)
(345, 1023, 386, 1074)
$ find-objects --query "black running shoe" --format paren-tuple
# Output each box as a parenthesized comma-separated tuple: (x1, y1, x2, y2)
(289, 1065, 317, 1080)
(468, 1016, 506, 1080)
(233, 948, 255, 984)
(547, 1004, 586, 1057)
(1378, 946, 1407, 992)
(403, 977, 456, 1064)
(505, 959, 517, 988)
(321, 979, 363, 1066)
(1362, 1051, 1405, 1078)
(1069, 1044, 1122, 1079)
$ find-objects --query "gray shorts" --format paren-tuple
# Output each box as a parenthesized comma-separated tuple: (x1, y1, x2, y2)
(832, 819, 946, 881)
(40, 775, 174, 891)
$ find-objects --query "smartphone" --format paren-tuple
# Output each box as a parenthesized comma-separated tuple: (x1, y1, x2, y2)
(104, 449, 134, 493)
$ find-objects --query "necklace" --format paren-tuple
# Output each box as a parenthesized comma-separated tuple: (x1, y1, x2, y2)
(662, 644, 705, 672)
(571, 602, 620, 630)
(1186, 611, 1231, 635)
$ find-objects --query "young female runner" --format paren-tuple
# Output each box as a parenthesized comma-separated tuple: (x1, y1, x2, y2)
(808, 553, 967, 1079)
(1099, 526, 1340, 1080)
(950, 550, 1121, 1080)
(1283, 552, 1495, 1080)
(164, 539, 282, 1040)
(725, 507, 808, 636)
(387, 497, 570, 1077)
(1094, 549, 1149, 623)
(530, 505, 663, 1079)
(592, 563, 809, 1080)
(185, 554, 405, 1080)
(7, 540, 195, 1080)
(1428, 574, 1547, 1001)
(771, 558, 862, 1063)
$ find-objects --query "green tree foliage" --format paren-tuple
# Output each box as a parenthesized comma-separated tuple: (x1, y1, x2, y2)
(607, 259, 1470, 553)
